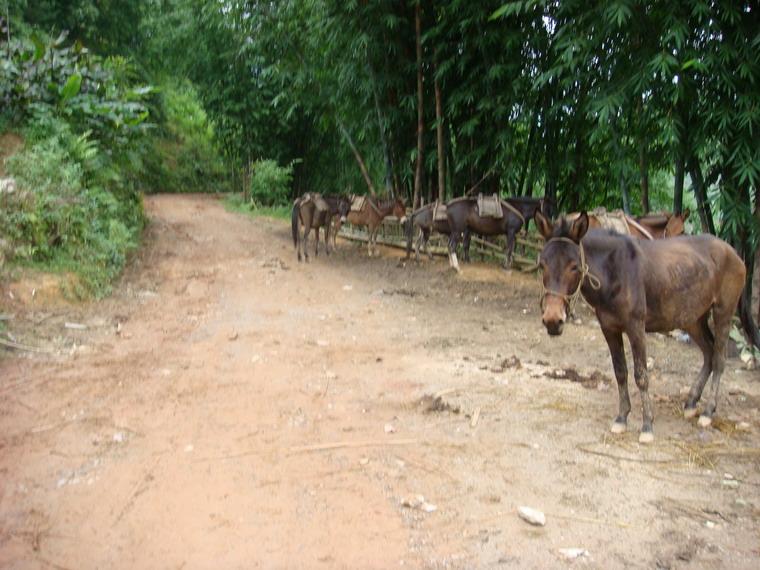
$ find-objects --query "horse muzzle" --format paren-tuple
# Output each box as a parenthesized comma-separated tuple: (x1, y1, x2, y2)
(541, 298, 566, 336)
(399, 216, 407, 225)
(340, 216, 347, 223)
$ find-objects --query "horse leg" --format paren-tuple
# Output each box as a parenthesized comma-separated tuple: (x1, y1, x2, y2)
(698, 303, 734, 427)
(602, 328, 631, 434)
(627, 325, 654, 443)
(414, 228, 423, 261)
(463, 229, 471, 263)
(424, 229, 433, 260)
(683, 315, 714, 419)
(325, 222, 331, 255)
(302, 223, 310, 262)
(448, 233, 461, 272)
(504, 228, 517, 269)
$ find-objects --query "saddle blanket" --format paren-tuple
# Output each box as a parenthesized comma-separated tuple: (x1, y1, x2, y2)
(350, 195, 366, 212)
(590, 207, 629, 235)
(300, 192, 329, 213)
(477, 193, 503, 218)
(432, 200, 448, 222)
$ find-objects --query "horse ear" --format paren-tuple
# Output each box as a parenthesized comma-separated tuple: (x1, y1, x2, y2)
(682, 208, 691, 221)
(534, 211, 553, 240)
(569, 211, 589, 242)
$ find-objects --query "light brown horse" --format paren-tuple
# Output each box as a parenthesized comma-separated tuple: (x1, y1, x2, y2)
(635, 209, 691, 238)
(346, 196, 407, 257)
(535, 211, 747, 443)
(573, 208, 690, 240)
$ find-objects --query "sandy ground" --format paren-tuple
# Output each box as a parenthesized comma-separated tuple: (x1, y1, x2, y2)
(1, 193, 759, 569)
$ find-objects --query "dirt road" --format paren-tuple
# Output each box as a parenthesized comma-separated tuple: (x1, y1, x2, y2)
(1, 194, 759, 569)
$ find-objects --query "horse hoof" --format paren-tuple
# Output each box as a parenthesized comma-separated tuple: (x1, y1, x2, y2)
(683, 406, 699, 419)
(610, 421, 627, 434)
(638, 431, 655, 444)
(697, 415, 712, 428)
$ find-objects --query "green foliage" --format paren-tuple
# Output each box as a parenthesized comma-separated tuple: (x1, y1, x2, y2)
(223, 194, 291, 221)
(140, 80, 230, 194)
(247, 160, 294, 207)
(1, 118, 143, 295)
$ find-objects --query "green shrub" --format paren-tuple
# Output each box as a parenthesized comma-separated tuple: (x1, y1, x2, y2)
(1, 117, 143, 296)
(247, 160, 293, 207)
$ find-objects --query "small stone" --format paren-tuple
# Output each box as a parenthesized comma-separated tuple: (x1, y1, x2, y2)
(384, 423, 396, 434)
(646, 357, 654, 370)
(704, 520, 716, 529)
(420, 502, 437, 513)
(251, 354, 262, 363)
(723, 472, 734, 480)
(736, 421, 751, 431)
(228, 332, 239, 341)
(184, 444, 194, 453)
(558, 548, 588, 560)
(113, 432, 125, 443)
(342, 285, 353, 291)
(573, 318, 582, 326)
(517, 506, 546, 526)
(721, 479, 739, 488)
(359, 457, 369, 466)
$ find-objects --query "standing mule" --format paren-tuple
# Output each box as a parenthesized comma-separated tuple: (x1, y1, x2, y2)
(346, 196, 407, 257)
(405, 202, 450, 261)
(446, 196, 548, 272)
(535, 211, 747, 443)
(291, 193, 349, 262)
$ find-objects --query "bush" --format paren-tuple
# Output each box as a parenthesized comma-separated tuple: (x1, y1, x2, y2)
(247, 160, 293, 207)
(1, 117, 143, 296)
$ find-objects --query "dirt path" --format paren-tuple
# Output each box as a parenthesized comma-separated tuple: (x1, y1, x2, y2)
(1, 194, 759, 569)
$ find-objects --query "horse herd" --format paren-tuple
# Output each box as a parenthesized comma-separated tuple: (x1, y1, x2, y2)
(291, 192, 749, 444)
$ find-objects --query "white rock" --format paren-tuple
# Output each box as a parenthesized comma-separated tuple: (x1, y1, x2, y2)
(517, 506, 545, 526)
(342, 284, 353, 291)
(359, 457, 369, 466)
(420, 502, 437, 513)
(113, 432, 125, 443)
(558, 548, 588, 560)
(184, 444, 194, 453)
(722, 479, 739, 488)
(384, 423, 396, 434)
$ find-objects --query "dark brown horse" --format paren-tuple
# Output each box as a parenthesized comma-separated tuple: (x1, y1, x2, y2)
(291, 193, 350, 262)
(535, 211, 747, 442)
(404, 201, 450, 261)
(346, 196, 407, 257)
(446, 196, 548, 271)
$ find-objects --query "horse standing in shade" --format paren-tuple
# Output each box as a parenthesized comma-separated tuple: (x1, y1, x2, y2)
(404, 201, 450, 261)
(535, 211, 747, 443)
(346, 196, 407, 257)
(446, 196, 549, 271)
(291, 193, 350, 262)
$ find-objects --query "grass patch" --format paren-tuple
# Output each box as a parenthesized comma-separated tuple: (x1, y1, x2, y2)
(223, 193, 290, 221)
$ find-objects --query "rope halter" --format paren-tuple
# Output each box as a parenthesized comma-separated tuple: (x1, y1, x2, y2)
(538, 237, 601, 314)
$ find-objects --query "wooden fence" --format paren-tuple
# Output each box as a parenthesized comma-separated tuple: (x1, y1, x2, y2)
(338, 216, 543, 271)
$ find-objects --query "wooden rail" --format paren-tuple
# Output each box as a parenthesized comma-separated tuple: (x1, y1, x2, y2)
(338, 216, 542, 271)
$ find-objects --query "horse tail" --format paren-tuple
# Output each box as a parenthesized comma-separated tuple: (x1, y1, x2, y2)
(291, 201, 300, 249)
(405, 210, 415, 258)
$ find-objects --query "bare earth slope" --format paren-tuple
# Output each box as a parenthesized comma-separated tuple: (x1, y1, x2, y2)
(1, 194, 759, 569)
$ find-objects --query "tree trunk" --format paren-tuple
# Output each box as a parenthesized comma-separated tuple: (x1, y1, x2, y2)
(639, 143, 650, 213)
(687, 154, 715, 235)
(337, 118, 377, 197)
(673, 148, 685, 214)
(368, 60, 394, 197)
(434, 53, 445, 203)
(413, 1, 424, 209)
(517, 95, 540, 196)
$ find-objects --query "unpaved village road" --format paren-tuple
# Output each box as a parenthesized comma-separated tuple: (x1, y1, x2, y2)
(1, 194, 759, 569)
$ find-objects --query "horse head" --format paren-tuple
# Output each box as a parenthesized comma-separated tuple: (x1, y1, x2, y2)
(664, 208, 690, 237)
(338, 196, 351, 223)
(393, 198, 407, 225)
(535, 211, 590, 336)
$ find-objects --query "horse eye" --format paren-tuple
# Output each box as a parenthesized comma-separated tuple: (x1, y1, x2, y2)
(568, 262, 579, 272)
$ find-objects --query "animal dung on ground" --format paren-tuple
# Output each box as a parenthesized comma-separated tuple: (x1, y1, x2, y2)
(417, 394, 460, 414)
(517, 506, 546, 526)
(400, 495, 437, 513)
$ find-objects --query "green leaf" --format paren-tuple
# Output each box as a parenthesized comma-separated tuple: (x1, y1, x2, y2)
(31, 33, 46, 61)
(60, 73, 82, 102)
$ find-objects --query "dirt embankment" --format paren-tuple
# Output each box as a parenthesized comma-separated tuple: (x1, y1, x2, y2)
(1, 194, 759, 569)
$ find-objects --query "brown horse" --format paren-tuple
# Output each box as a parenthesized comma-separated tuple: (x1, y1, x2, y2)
(535, 211, 746, 443)
(291, 193, 350, 262)
(446, 196, 548, 271)
(635, 210, 690, 238)
(346, 196, 407, 257)
(574, 208, 690, 240)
